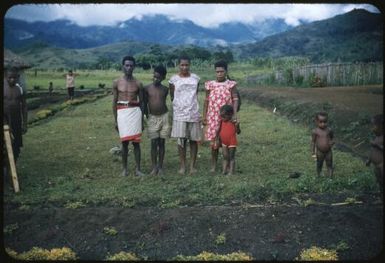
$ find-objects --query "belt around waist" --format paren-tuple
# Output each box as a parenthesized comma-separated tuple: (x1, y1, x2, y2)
(117, 101, 140, 106)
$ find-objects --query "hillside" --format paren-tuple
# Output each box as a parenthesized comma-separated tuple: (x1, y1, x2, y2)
(234, 9, 383, 63)
(15, 41, 174, 69)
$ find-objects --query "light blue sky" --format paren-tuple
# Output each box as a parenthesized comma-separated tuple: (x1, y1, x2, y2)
(5, 3, 381, 28)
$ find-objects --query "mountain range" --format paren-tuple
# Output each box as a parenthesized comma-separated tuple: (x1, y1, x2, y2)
(235, 8, 383, 63)
(4, 8, 383, 68)
(4, 14, 293, 49)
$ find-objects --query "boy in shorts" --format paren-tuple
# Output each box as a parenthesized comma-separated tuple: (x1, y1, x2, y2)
(143, 65, 170, 176)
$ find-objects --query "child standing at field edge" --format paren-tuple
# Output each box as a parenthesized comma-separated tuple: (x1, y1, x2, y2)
(215, 104, 240, 175)
(311, 111, 334, 177)
(143, 65, 170, 176)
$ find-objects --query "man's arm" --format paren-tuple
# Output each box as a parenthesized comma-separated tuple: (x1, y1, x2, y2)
(138, 82, 145, 131)
(21, 94, 28, 134)
(112, 80, 118, 131)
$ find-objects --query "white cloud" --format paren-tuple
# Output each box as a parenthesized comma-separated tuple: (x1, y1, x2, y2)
(5, 3, 380, 28)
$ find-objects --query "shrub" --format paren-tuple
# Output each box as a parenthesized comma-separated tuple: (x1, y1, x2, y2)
(173, 251, 253, 261)
(6, 247, 77, 260)
(296, 246, 338, 261)
(106, 251, 141, 261)
(103, 226, 118, 236)
(35, 109, 53, 119)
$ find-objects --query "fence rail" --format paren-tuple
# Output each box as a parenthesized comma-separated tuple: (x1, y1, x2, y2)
(247, 62, 383, 87)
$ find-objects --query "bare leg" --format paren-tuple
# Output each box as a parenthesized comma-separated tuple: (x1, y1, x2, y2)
(121, 141, 129, 176)
(210, 147, 219, 173)
(189, 140, 198, 175)
(150, 139, 158, 175)
(325, 150, 333, 177)
(316, 150, 325, 176)
(158, 138, 165, 175)
(222, 146, 229, 175)
(178, 139, 187, 175)
(228, 147, 236, 175)
(133, 142, 145, 176)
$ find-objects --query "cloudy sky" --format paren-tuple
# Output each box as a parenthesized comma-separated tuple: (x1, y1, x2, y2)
(5, 3, 381, 28)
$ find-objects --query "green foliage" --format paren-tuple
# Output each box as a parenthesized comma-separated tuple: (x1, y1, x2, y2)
(106, 251, 141, 261)
(64, 201, 86, 209)
(6, 247, 77, 260)
(4, 223, 19, 235)
(214, 233, 226, 245)
(173, 251, 253, 261)
(296, 246, 338, 261)
(103, 226, 118, 236)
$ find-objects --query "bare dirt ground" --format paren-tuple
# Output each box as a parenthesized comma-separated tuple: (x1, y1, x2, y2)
(3, 194, 383, 261)
(3, 85, 384, 261)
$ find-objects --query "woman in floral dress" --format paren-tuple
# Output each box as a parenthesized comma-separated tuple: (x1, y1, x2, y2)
(202, 60, 239, 172)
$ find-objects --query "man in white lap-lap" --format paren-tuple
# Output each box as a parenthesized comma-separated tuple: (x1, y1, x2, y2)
(113, 55, 145, 177)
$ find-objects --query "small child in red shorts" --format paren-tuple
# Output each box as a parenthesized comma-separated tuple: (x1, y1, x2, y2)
(214, 104, 240, 175)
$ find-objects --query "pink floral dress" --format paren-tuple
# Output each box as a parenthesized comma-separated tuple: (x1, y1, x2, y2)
(204, 79, 237, 141)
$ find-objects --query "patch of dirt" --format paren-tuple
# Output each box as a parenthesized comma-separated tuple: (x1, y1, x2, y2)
(240, 85, 383, 159)
(3, 194, 383, 261)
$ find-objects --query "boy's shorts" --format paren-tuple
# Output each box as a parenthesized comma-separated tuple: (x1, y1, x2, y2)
(171, 120, 202, 141)
(147, 112, 170, 139)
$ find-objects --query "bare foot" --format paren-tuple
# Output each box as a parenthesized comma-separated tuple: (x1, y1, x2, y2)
(150, 168, 158, 176)
(135, 169, 146, 176)
(189, 168, 197, 175)
(157, 169, 164, 176)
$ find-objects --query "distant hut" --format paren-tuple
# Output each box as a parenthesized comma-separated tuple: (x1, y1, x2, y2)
(4, 49, 32, 93)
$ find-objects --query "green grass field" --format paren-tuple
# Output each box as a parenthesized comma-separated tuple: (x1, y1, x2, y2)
(4, 91, 376, 207)
(24, 62, 268, 91)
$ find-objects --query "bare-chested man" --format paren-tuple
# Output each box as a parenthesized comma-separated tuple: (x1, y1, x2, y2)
(311, 111, 334, 177)
(3, 67, 27, 179)
(143, 65, 170, 176)
(112, 56, 145, 177)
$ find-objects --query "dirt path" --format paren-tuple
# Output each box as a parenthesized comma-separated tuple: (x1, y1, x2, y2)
(3, 194, 383, 261)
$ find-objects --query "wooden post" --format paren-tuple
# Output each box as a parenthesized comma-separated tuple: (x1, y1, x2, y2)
(3, 125, 20, 193)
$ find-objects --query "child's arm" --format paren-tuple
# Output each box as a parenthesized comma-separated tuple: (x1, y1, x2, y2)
(329, 128, 335, 146)
(311, 130, 317, 157)
(236, 122, 241, 135)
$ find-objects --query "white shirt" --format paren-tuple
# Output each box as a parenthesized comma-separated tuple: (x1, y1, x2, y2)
(169, 73, 200, 122)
